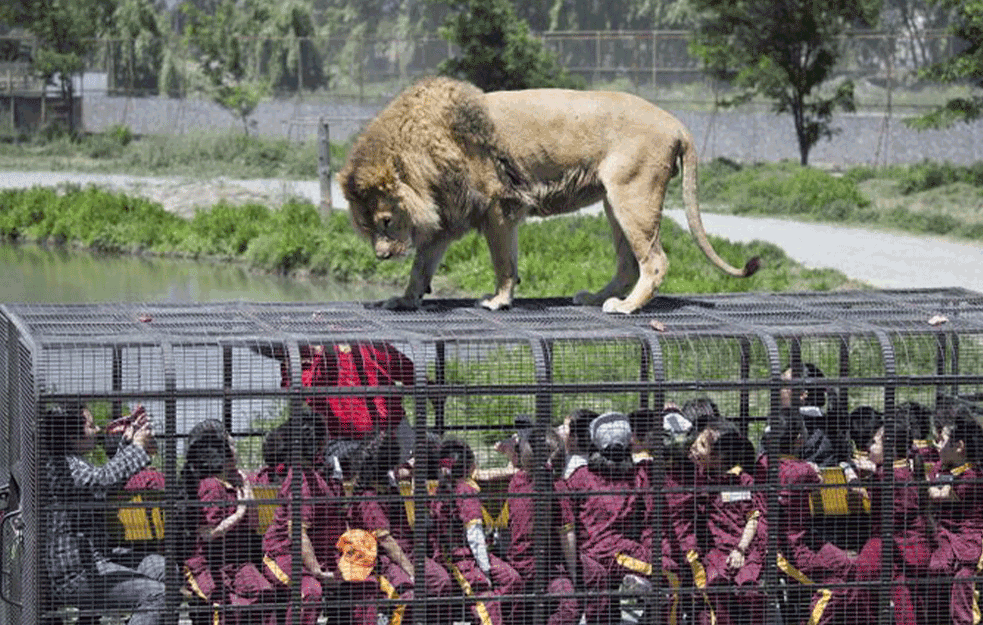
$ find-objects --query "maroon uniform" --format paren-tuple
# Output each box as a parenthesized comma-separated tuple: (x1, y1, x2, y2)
(929, 462, 983, 625)
(777, 455, 859, 625)
(558, 462, 649, 625)
(854, 460, 930, 625)
(349, 484, 451, 619)
(184, 476, 272, 624)
(429, 477, 522, 625)
(262, 466, 373, 625)
(696, 466, 766, 625)
(507, 469, 575, 625)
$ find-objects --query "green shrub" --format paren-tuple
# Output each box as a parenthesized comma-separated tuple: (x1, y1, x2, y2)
(898, 160, 983, 194)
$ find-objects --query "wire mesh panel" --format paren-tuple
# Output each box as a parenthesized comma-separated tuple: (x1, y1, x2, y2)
(0, 288, 982, 625)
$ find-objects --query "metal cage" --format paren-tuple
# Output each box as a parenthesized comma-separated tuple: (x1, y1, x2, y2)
(1, 288, 982, 625)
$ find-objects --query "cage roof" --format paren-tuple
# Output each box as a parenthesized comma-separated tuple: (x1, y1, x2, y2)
(3, 288, 982, 346)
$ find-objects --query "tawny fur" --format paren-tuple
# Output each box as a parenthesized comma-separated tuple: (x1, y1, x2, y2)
(338, 76, 759, 314)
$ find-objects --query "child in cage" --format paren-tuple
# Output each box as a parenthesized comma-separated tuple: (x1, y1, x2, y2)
(554, 412, 651, 625)
(926, 402, 983, 625)
(348, 431, 452, 624)
(687, 419, 766, 625)
(429, 438, 522, 625)
(260, 410, 377, 625)
(179, 419, 273, 625)
(41, 401, 166, 625)
(504, 426, 569, 624)
(768, 408, 863, 625)
(852, 409, 929, 625)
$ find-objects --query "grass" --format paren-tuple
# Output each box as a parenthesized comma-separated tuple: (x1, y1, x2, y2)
(671, 158, 983, 241)
(0, 185, 861, 295)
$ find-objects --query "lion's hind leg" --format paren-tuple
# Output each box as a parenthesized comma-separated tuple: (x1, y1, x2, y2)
(572, 199, 639, 307)
(599, 179, 669, 315)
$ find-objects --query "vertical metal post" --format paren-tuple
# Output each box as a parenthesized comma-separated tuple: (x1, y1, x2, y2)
(317, 118, 333, 217)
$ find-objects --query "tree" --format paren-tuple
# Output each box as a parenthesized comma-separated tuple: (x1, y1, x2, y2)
(690, 0, 880, 166)
(907, 0, 983, 129)
(435, 0, 583, 91)
(182, 0, 270, 134)
(106, 0, 164, 95)
(0, 0, 117, 135)
(257, 0, 327, 93)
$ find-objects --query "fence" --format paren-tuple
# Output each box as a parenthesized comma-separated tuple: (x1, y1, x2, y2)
(1, 289, 983, 625)
(0, 29, 965, 107)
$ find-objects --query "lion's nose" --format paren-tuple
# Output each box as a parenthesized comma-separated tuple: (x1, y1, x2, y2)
(376, 250, 392, 260)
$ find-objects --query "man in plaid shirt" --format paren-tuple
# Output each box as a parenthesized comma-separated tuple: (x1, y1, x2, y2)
(42, 401, 165, 625)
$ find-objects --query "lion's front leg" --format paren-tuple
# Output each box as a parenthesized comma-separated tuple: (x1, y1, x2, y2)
(479, 213, 520, 311)
(380, 238, 452, 310)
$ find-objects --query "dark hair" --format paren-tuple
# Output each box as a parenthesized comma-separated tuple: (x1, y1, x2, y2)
(183, 420, 233, 484)
(41, 400, 85, 456)
(878, 408, 913, 458)
(628, 408, 660, 443)
(178, 419, 235, 559)
(849, 405, 883, 452)
(681, 397, 720, 434)
(936, 402, 983, 464)
(438, 439, 475, 484)
(715, 427, 757, 472)
(262, 423, 290, 469)
(354, 431, 402, 489)
(897, 401, 933, 441)
(286, 409, 327, 467)
(568, 408, 599, 453)
(768, 407, 807, 456)
(785, 362, 827, 409)
(517, 428, 565, 476)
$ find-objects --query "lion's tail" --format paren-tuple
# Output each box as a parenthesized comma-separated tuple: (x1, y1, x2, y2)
(679, 130, 760, 279)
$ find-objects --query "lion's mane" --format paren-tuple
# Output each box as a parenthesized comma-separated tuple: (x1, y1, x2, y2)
(340, 77, 525, 241)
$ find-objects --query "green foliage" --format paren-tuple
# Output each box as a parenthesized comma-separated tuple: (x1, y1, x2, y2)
(436, 0, 584, 91)
(257, 0, 327, 92)
(695, 160, 871, 219)
(690, 0, 877, 165)
(0, 186, 187, 252)
(106, 0, 165, 95)
(183, 0, 271, 134)
(908, 0, 983, 129)
(896, 160, 983, 194)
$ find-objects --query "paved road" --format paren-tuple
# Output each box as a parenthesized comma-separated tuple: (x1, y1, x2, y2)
(2, 171, 980, 293)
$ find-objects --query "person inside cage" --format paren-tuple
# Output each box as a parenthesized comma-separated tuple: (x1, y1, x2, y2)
(348, 430, 452, 624)
(924, 401, 983, 625)
(686, 419, 766, 625)
(178, 419, 273, 625)
(779, 362, 845, 467)
(40, 400, 166, 625)
(852, 409, 930, 625)
(272, 340, 414, 440)
(767, 408, 864, 625)
(550, 408, 598, 625)
(252, 421, 290, 486)
(630, 406, 697, 625)
(429, 438, 522, 625)
(260, 409, 378, 625)
(504, 426, 569, 624)
(553, 412, 652, 625)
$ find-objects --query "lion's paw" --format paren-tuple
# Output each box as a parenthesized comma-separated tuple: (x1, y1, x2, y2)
(379, 295, 421, 311)
(602, 297, 638, 315)
(479, 294, 512, 311)
(573, 290, 604, 306)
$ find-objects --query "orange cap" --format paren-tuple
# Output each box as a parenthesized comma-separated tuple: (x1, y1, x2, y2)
(336, 529, 377, 581)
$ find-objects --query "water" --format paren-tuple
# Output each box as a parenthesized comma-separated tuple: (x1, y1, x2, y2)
(0, 243, 392, 304)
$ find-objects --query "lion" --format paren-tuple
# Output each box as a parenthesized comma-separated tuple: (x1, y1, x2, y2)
(338, 76, 759, 314)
